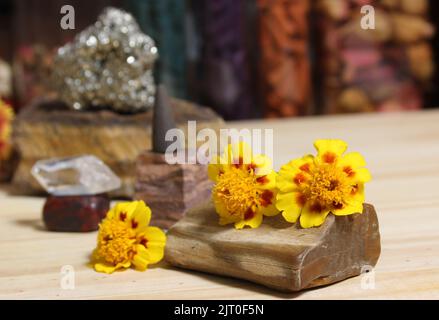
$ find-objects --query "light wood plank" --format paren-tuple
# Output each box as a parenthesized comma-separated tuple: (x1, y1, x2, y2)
(1, 110, 439, 299)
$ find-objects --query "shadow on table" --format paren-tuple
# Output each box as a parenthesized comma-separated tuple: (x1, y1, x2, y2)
(0, 183, 45, 196)
(14, 218, 46, 231)
(157, 262, 305, 299)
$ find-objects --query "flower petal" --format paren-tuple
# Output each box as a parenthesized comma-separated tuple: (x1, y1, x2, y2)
(252, 154, 273, 176)
(314, 139, 347, 163)
(332, 201, 364, 216)
(276, 171, 296, 193)
(207, 156, 224, 181)
(130, 201, 152, 231)
(261, 203, 279, 217)
(112, 202, 136, 222)
(142, 226, 166, 242)
(276, 192, 303, 223)
(259, 189, 276, 208)
(354, 168, 372, 183)
(350, 183, 366, 203)
(140, 227, 166, 262)
(137, 242, 164, 266)
(235, 210, 263, 229)
(299, 205, 330, 228)
(277, 156, 313, 192)
(333, 182, 365, 216)
(132, 249, 149, 271)
(341, 152, 366, 168)
(224, 141, 253, 166)
(105, 206, 117, 220)
(288, 155, 314, 170)
(256, 171, 277, 190)
(94, 261, 131, 274)
(133, 226, 166, 267)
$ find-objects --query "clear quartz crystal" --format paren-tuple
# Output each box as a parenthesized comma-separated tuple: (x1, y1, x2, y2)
(31, 155, 121, 196)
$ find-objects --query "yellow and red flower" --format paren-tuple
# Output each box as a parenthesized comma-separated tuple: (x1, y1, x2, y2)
(208, 142, 279, 229)
(276, 139, 371, 228)
(92, 200, 166, 274)
(0, 99, 14, 160)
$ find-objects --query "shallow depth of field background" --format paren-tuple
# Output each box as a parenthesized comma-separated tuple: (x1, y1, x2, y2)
(0, 0, 438, 120)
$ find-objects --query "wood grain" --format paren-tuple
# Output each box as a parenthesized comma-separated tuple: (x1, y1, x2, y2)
(166, 202, 380, 292)
(1, 110, 439, 299)
(135, 151, 212, 229)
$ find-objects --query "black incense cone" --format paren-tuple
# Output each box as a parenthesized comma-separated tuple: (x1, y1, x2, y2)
(152, 85, 179, 153)
(136, 85, 213, 228)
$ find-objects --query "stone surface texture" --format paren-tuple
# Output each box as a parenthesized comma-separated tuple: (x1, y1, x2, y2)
(12, 98, 224, 197)
(135, 152, 213, 229)
(43, 194, 110, 232)
(165, 201, 381, 292)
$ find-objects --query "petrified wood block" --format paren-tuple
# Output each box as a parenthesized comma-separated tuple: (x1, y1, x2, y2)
(165, 201, 381, 292)
(12, 99, 224, 197)
(135, 152, 213, 229)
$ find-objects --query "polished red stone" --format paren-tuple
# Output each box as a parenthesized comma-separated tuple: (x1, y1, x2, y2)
(42, 194, 110, 232)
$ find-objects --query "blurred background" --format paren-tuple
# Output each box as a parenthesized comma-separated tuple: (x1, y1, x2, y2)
(0, 0, 438, 120)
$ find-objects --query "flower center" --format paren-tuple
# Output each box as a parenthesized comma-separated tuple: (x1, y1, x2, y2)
(213, 168, 259, 219)
(302, 163, 350, 207)
(96, 219, 136, 265)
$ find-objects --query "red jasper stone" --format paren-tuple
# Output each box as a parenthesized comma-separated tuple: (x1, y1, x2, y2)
(42, 194, 110, 232)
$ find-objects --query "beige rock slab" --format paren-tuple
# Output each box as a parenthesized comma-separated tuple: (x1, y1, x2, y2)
(165, 201, 381, 292)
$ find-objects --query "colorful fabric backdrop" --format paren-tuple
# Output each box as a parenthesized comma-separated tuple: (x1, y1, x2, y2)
(0, 0, 436, 120)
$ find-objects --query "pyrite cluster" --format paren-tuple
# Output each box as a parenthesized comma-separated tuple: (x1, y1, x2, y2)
(52, 7, 158, 113)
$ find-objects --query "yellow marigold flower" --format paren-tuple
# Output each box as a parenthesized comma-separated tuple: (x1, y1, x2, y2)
(0, 99, 14, 160)
(276, 139, 371, 228)
(92, 200, 166, 274)
(208, 142, 279, 229)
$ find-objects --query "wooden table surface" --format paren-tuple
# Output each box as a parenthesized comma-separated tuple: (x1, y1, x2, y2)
(1, 110, 439, 299)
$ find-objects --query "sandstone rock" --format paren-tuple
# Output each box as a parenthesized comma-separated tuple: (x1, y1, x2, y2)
(12, 98, 224, 197)
(165, 201, 381, 292)
(135, 152, 212, 229)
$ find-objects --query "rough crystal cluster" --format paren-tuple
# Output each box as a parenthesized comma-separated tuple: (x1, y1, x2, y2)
(52, 7, 158, 113)
(31, 155, 121, 196)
